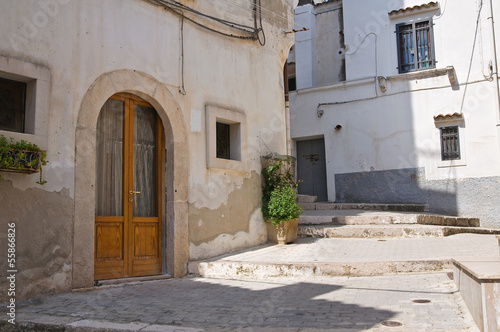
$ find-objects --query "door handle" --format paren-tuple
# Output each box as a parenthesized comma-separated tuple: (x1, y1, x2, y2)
(128, 190, 140, 202)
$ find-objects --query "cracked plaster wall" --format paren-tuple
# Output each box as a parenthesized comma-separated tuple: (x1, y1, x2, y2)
(189, 171, 267, 260)
(0, 181, 73, 302)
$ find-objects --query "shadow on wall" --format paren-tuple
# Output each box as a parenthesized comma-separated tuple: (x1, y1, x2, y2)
(334, 167, 500, 228)
(335, 168, 459, 215)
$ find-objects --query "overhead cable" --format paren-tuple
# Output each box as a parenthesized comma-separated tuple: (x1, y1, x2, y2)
(148, 0, 265, 43)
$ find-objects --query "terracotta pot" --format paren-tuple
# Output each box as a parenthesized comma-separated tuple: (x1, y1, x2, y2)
(267, 218, 299, 244)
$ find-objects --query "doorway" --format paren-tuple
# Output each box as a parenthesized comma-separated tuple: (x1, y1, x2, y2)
(296, 138, 328, 202)
(94, 93, 164, 280)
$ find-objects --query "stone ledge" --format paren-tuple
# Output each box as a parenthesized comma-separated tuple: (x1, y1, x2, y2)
(453, 256, 500, 332)
(452, 257, 500, 281)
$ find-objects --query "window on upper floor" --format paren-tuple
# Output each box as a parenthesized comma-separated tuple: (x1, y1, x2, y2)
(396, 19, 435, 73)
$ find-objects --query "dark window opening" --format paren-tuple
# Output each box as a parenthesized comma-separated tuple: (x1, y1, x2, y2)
(288, 77, 297, 92)
(396, 20, 435, 73)
(216, 122, 230, 159)
(440, 126, 460, 160)
(0, 77, 26, 133)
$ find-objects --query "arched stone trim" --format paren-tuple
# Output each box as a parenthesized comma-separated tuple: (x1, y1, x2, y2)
(73, 70, 189, 289)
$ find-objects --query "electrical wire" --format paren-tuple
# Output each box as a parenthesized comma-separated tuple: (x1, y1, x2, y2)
(459, 0, 484, 113)
(147, 0, 264, 42)
(179, 16, 186, 95)
(225, 0, 289, 26)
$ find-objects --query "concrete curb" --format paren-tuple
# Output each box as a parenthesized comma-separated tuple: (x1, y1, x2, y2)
(0, 318, 204, 332)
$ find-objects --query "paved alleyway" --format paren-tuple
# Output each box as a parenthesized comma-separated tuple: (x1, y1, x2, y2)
(1, 272, 478, 331)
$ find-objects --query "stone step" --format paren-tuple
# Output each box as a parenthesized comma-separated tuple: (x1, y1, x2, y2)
(299, 202, 429, 212)
(189, 259, 453, 279)
(188, 234, 499, 279)
(299, 210, 480, 227)
(296, 194, 317, 203)
(298, 224, 500, 238)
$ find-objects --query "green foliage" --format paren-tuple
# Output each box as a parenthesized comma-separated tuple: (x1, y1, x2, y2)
(261, 155, 302, 225)
(266, 186, 302, 225)
(0, 135, 48, 185)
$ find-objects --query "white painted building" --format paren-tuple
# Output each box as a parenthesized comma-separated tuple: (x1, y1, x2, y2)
(0, 0, 293, 301)
(289, 0, 500, 228)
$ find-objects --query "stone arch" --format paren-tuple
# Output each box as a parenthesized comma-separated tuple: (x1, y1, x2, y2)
(73, 69, 188, 289)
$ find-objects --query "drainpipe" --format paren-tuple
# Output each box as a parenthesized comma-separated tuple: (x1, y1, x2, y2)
(488, 0, 500, 149)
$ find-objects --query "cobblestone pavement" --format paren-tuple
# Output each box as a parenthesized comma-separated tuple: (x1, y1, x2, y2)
(2, 272, 479, 331)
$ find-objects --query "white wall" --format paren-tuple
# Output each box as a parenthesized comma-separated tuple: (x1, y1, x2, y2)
(290, 0, 500, 226)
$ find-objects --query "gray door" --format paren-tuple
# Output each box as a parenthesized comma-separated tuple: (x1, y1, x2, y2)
(297, 138, 328, 202)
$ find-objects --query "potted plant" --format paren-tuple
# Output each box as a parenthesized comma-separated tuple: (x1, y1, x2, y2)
(0, 134, 48, 185)
(261, 153, 302, 244)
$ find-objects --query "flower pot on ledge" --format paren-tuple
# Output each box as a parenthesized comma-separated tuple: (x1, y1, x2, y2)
(267, 218, 299, 244)
(0, 149, 42, 174)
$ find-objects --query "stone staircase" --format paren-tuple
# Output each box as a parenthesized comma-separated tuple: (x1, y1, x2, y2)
(187, 196, 500, 280)
(296, 194, 499, 239)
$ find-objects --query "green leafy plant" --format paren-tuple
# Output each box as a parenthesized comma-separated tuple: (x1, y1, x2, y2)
(0, 135, 48, 185)
(261, 154, 302, 225)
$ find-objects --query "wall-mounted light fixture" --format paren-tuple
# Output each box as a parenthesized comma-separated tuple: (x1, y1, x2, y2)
(335, 124, 342, 130)
(317, 109, 324, 117)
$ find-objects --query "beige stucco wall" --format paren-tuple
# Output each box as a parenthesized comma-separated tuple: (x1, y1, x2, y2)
(0, 0, 294, 301)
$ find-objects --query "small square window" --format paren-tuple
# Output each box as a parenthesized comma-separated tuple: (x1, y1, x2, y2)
(440, 126, 460, 161)
(396, 20, 435, 73)
(0, 77, 27, 133)
(206, 105, 247, 171)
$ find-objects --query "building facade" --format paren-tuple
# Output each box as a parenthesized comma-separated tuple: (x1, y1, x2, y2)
(0, 0, 294, 301)
(289, 0, 500, 228)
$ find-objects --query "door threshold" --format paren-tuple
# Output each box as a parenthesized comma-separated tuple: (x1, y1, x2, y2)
(98, 274, 172, 286)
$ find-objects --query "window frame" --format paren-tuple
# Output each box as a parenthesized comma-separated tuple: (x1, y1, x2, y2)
(0, 77, 27, 133)
(440, 126, 460, 161)
(0, 55, 50, 150)
(206, 105, 247, 171)
(434, 118, 466, 168)
(396, 19, 436, 74)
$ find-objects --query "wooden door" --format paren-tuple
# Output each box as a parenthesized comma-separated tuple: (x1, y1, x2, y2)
(94, 93, 163, 280)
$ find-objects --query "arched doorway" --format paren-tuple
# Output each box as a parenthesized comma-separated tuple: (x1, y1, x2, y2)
(94, 93, 163, 280)
(73, 70, 189, 290)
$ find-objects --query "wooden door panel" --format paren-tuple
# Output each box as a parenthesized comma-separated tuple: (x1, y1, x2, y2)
(132, 259, 161, 277)
(133, 221, 159, 258)
(94, 261, 125, 280)
(95, 222, 124, 260)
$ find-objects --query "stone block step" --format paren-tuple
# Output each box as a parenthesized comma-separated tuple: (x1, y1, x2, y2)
(296, 194, 317, 203)
(188, 234, 499, 278)
(298, 224, 500, 238)
(299, 202, 429, 212)
(299, 210, 480, 227)
(189, 259, 452, 279)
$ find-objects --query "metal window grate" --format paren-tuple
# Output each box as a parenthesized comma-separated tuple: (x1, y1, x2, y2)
(440, 126, 460, 160)
(397, 20, 434, 73)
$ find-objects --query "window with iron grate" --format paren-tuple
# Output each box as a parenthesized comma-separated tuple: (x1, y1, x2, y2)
(396, 20, 435, 73)
(440, 126, 460, 161)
